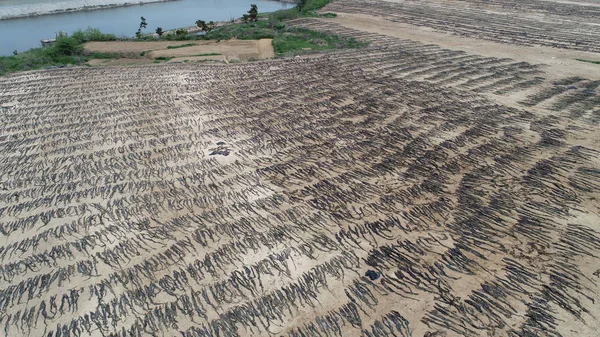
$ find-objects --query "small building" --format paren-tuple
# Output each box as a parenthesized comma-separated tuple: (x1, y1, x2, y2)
(41, 39, 56, 48)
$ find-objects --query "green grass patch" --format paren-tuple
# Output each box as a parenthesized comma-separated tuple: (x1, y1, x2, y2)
(154, 56, 174, 61)
(203, 13, 367, 58)
(576, 58, 600, 65)
(201, 0, 359, 58)
(166, 43, 196, 49)
(319, 12, 337, 18)
(272, 28, 367, 56)
(0, 49, 80, 76)
(205, 21, 276, 40)
(299, 0, 332, 12)
(268, 8, 301, 21)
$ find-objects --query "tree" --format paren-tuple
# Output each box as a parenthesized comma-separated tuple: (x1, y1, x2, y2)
(156, 27, 164, 36)
(140, 17, 148, 30)
(196, 20, 216, 33)
(296, 0, 308, 11)
(136, 16, 148, 38)
(245, 4, 258, 23)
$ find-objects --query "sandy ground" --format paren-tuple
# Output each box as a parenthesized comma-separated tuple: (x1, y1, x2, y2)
(84, 39, 275, 64)
(87, 58, 155, 66)
(84, 40, 199, 53)
(166, 55, 226, 63)
(1, 1, 600, 337)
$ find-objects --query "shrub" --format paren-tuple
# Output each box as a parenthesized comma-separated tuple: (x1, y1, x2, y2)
(166, 43, 195, 49)
(53, 34, 84, 56)
(175, 28, 188, 36)
(320, 12, 337, 18)
(196, 20, 216, 33)
(72, 27, 117, 43)
(269, 9, 299, 21)
(0, 43, 85, 76)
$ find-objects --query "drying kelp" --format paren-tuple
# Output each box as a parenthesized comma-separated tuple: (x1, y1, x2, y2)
(1, 10, 600, 337)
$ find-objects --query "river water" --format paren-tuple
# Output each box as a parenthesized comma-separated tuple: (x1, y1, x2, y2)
(0, 0, 289, 56)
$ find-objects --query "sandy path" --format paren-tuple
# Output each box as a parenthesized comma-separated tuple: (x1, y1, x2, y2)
(85, 39, 275, 63)
(258, 38, 275, 59)
(84, 40, 200, 53)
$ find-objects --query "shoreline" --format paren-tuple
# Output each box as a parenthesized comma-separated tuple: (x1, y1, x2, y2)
(0, 0, 180, 21)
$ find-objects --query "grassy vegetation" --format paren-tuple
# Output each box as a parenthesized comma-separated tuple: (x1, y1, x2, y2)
(1, 35, 84, 76)
(205, 19, 366, 57)
(273, 28, 366, 56)
(154, 56, 174, 61)
(320, 12, 337, 18)
(71, 27, 118, 43)
(576, 58, 600, 65)
(0, 27, 124, 76)
(300, 0, 331, 12)
(202, 0, 362, 57)
(265, 0, 335, 21)
(205, 20, 276, 40)
(266, 8, 302, 22)
(166, 43, 196, 49)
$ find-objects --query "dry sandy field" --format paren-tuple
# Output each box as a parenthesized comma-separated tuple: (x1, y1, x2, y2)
(85, 39, 275, 65)
(1, 0, 600, 336)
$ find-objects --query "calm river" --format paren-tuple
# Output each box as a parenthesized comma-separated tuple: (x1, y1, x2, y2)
(0, 0, 289, 55)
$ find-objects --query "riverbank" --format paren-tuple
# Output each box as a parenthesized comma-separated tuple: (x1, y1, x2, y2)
(0, 0, 289, 55)
(0, 0, 363, 76)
